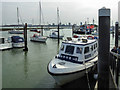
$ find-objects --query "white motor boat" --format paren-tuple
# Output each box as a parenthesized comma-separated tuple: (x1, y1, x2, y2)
(49, 31, 64, 39)
(30, 34, 47, 43)
(8, 30, 24, 34)
(47, 36, 98, 85)
(9, 36, 24, 48)
(0, 37, 12, 51)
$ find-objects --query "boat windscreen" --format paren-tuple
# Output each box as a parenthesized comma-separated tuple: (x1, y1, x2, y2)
(65, 45, 74, 54)
(76, 47, 82, 54)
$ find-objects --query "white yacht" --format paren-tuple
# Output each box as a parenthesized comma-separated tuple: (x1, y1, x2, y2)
(30, 1, 47, 43)
(0, 37, 12, 51)
(8, 30, 23, 34)
(30, 34, 47, 43)
(9, 36, 24, 48)
(49, 31, 64, 39)
(47, 36, 98, 85)
(8, 7, 24, 34)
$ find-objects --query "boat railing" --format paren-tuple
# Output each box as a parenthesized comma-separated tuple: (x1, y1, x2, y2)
(109, 51, 120, 87)
(110, 51, 120, 58)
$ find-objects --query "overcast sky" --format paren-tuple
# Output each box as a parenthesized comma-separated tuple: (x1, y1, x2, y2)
(1, 0, 120, 25)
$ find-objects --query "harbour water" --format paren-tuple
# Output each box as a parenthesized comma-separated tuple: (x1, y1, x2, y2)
(2, 29, 71, 88)
(1, 29, 118, 88)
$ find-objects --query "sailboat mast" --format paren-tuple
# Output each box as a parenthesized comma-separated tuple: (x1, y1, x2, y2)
(57, 7, 60, 43)
(39, 1, 41, 26)
(17, 7, 19, 30)
(39, 1, 43, 36)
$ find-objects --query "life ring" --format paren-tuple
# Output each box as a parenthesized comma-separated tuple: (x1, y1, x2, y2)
(73, 35, 78, 38)
(87, 36, 94, 39)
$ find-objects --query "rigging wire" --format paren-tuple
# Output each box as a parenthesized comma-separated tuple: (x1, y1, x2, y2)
(17, 7, 24, 25)
(41, 10, 45, 25)
(19, 13, 24, 25)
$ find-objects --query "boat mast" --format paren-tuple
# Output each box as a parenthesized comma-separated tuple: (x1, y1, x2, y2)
(39, 1, 43, 36)
(57, 7, 60, 43)
(17, 7, 19, 30)
(39, 1, 41, 26)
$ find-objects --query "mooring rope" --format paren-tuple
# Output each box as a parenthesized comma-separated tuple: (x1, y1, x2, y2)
(84, 61, 91, 90)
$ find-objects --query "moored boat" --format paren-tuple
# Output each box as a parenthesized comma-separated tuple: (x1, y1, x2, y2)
(30, 29, 38, 32)
(30, 34, 47, 43)
(8, 30, 24, 34)
(10, 36, 24, 48)
(8, 7, 24, 34)
(47, 36, 98, 85)
(48, 31, 64, 39)
(0, 37, 12, 51)
(30, 1, 47, 43)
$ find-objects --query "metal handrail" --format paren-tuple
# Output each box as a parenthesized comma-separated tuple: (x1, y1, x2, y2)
(110, 51, 120, 58)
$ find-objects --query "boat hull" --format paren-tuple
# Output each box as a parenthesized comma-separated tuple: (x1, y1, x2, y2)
(48, 35, 64, 39)
(48, 57, 97, 86)
(0, 43, 13, 50)
(12, 42, 24, 48)
(52, 67, 94, 85)
(30, 37, 47, 43)
(8, 31, 23, 34)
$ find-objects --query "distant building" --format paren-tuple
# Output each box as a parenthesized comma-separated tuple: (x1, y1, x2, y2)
(118, 1, 120, 24)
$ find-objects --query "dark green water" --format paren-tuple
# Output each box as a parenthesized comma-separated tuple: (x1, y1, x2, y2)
(2, 29, 72, 88)
(1, 29, 118, 88)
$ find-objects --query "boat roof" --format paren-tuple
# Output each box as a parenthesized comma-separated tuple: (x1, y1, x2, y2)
(62, 37, 97, 46)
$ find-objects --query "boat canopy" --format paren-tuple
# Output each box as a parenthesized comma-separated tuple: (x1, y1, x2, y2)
(11, 36, 24, 43)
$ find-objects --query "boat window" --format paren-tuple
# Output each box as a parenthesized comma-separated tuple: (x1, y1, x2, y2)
(84, 47, 89, 54)
(60, 45, 64, 51)
(94, 44, 96, 49)
(96, 43, 97, 48)
(76, 47, 82, 54)
(91, 45, 94, 51)
(0, 38, 4, 44)
(65, 45, 74, 54)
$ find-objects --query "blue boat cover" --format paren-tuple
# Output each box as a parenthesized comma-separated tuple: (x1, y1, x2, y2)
(11, 36, 24, 43)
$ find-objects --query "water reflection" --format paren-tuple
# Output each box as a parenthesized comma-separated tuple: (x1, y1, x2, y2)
(23, 51, 28, 79)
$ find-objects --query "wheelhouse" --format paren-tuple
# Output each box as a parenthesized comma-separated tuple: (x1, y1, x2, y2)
(58, 38, 98, 64)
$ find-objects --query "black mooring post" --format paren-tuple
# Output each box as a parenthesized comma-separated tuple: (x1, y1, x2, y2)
(23, 23, 28, 51)
(41, 25, 43, 36)
(115, 22, 119, 86)
(58, 24, 60, 44)
(98, 7, 110, 89)
(116, 58, 120, 86)
(115, 22, 119, 48)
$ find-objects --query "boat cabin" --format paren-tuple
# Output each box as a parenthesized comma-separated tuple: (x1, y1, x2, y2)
(57, 38, 98, 64)
(0, 38, 5, 44)
(11, 36, 24, 43)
